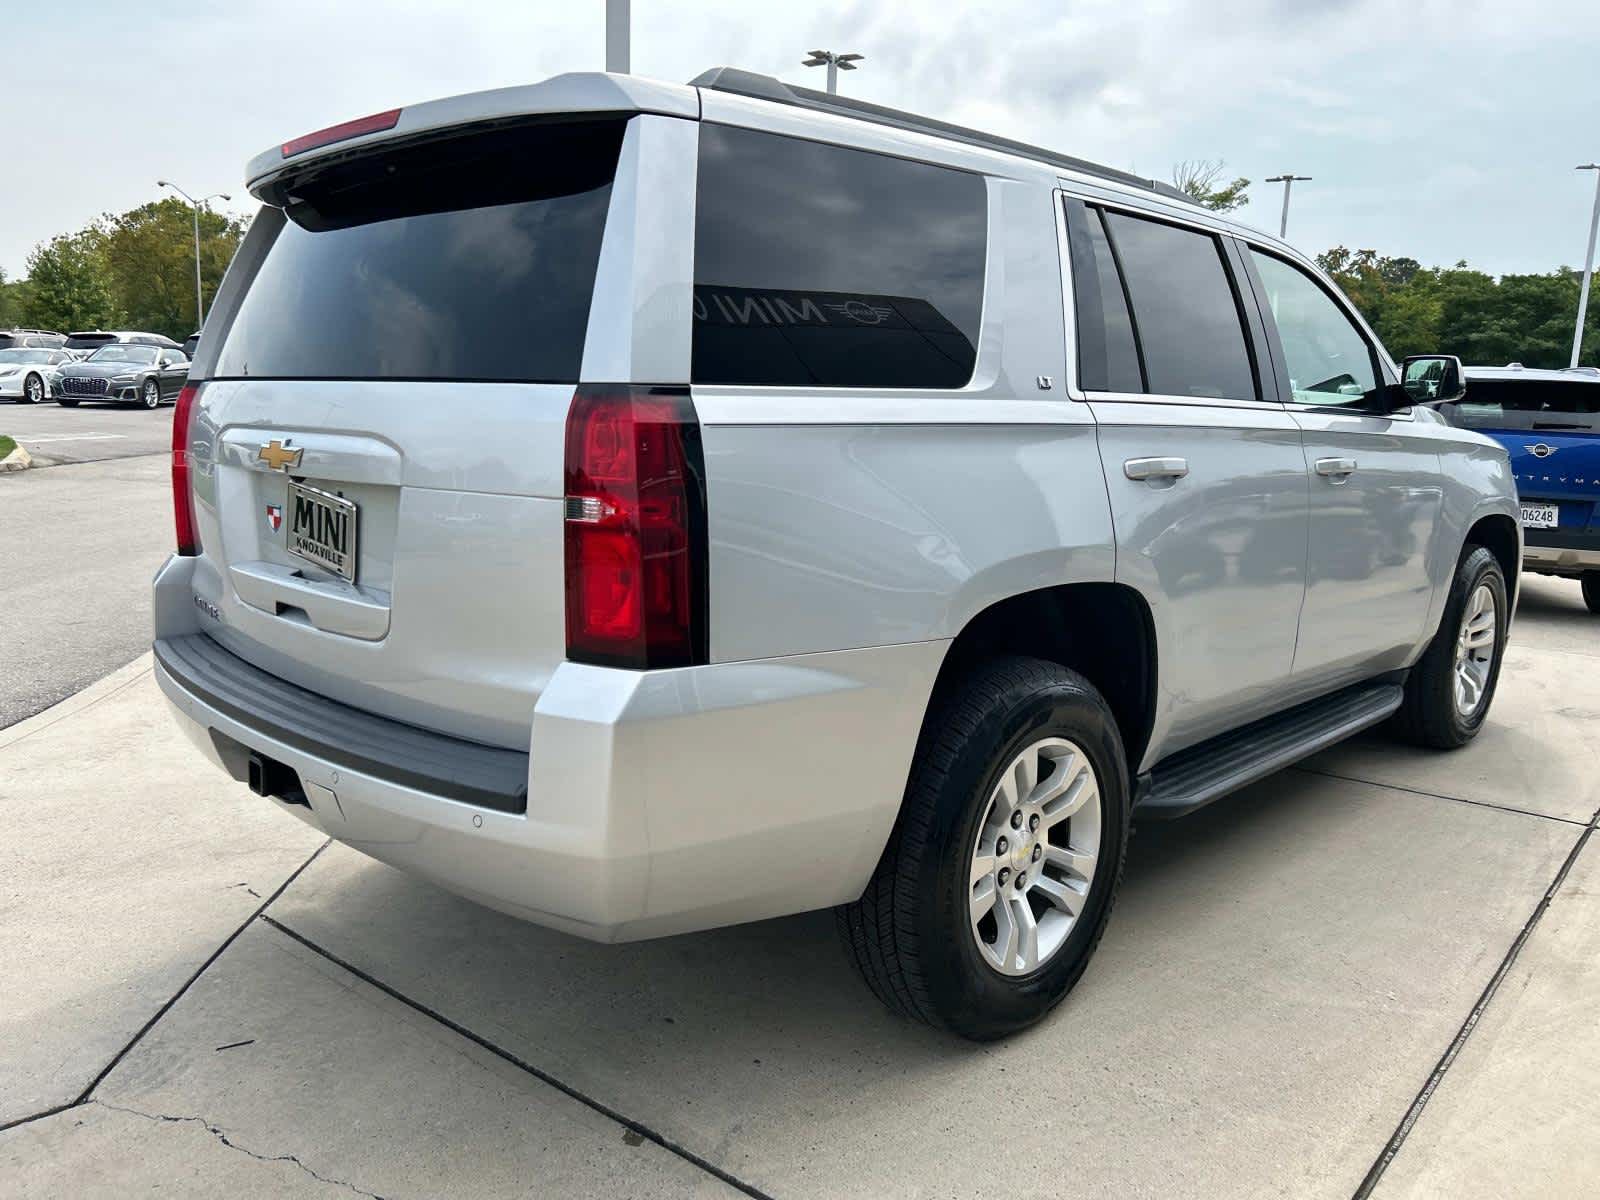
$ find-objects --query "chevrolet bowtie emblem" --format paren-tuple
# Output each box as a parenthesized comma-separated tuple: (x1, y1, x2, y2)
(257, 439, 303, 472)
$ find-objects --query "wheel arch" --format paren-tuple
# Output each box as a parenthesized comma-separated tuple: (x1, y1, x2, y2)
(927, 582, 1158, 772)
(1465, 512, 1520, 602)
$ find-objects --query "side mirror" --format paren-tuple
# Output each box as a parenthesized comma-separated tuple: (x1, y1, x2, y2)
(1398, 354, 1466, 406)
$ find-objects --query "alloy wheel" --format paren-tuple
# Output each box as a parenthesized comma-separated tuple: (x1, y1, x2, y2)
(1453, 582, 1496, 716)
(968, 737, 1102, 976)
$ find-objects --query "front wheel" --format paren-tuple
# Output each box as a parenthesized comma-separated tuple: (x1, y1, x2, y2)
(23, 373, 45, 404)
(141, 379, 161, 409)
(1581, 571, 1600, 615)
(1392, 545, 1508, 749)
(836, 657, 1130, 1040)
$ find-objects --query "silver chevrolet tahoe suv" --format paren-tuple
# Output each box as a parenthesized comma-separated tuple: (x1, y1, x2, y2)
(154, 68, 1521, 1039)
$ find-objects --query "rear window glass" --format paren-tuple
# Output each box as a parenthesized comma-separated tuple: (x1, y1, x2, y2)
(213, 120, 626, 382)
(1447, 379, 1600, 433)
(1102, 211, 1257, 401)
(692, 124, 987, 389)
(1066, 200, 1143, 393)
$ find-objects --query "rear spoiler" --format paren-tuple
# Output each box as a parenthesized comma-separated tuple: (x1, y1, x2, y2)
(245, 71, 699, 204)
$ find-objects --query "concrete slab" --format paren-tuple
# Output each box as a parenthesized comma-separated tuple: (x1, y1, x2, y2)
(0, 1102, 351, 1198)
(0, 663, 326, 1125)
(1373, 832, 1600, 1199)
(1509, 573, 1600, 663)
(270, 772, 1575, 1198)
(1301, 640, 1600, 824)
(0, 922, 737, 1199)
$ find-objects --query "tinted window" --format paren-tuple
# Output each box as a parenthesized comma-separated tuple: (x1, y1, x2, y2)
(692, 124, 987, 388)
(88, 345, 158, 363)
(214, 120, 626, 381)
(1446, 379, 1600, 434)
(1066, 200, 1142, 392)
(1102, 212, 1255, 400)
(1249, 249, 1377, 406)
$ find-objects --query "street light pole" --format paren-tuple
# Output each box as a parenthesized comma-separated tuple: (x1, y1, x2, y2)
(801, 50, 864, 95)
(1264, 174, 1312, 239)
(605, 0, 629, 73)
(157, 181, 230, 329)
(1571, 164, 1600, 368)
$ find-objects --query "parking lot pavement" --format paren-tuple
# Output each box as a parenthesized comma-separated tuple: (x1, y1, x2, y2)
(0, 452, 173, 728)
(0, 657, 325, 1127)
(0, 571, 1595, 1197)
(1, 401, 173, 466)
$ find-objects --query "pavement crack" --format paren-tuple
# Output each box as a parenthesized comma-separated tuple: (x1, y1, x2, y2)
(91, 1100, 385, 1199)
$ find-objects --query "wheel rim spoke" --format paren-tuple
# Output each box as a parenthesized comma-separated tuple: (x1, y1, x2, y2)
(968, 735, 1103, 977)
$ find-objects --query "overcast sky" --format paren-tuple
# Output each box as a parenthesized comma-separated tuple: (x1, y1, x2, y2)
(5, 0, 1597, 279)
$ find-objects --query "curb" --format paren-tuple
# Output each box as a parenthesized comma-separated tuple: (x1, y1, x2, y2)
(0, 443, 32, 472)
(0, 653, 154, 751)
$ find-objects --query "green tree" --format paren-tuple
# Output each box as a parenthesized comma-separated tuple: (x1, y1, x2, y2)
(100, 198, 249, 339)
(20, 232, 119, 333)
(1172, 160, 1250, 213)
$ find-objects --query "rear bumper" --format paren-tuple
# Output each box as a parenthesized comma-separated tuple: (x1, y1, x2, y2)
(153, 554, 943, 943)
(1523, 529, 1600, 574)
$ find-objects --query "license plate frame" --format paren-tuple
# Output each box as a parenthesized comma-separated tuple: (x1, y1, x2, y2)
(286, 480, 360, 582)
(1520, 502, 1559, 530)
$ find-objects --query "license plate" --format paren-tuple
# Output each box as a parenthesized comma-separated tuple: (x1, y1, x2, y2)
(1520, 503, 1559, 530)
(286, 480, 359, 582)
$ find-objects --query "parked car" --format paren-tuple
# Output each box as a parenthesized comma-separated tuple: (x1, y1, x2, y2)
(152, 69, 1520, 1039)
(63, 330, 184, 354)
(1442, 364, 1600, 611)
(0, 348, 74, 403)
(56, 343, 189, 408)
(0, 329, 67, 350)
(182, 331, 201, 360)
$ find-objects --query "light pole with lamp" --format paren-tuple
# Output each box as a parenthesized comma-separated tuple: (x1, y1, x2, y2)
(802, 50, 864, 94)
(1264, 174, 1312, 239)
(157, 180, 231, 329)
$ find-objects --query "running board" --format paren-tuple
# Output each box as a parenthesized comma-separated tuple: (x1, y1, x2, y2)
(1134, 680, 1405, 819)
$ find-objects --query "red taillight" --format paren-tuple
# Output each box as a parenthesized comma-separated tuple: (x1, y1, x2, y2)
(564, 386, 707, 670)
(172, 383, 201, 556)
(281, 108, 402, 158)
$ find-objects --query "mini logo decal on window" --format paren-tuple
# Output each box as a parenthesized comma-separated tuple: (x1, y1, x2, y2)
(266, 504, 283, 532)
(824, 300, 895, 326)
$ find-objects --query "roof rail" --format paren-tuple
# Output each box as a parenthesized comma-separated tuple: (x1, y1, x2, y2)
(689, 67, 1197, 206)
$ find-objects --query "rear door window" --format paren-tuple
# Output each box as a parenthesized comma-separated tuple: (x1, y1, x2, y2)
(212, 119, 627, 382)
(1100, 211, 1257, 401)
(692, 124, 987, 388)
(1065, 200, 1143, 393)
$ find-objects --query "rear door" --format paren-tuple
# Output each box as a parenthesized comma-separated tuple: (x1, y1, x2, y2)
(186, 117, 642, 749)
(1240, 245, 1445, 687)
(1065, 199, 1310, 757)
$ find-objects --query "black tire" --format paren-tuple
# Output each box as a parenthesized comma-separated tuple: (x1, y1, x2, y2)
(836, 656, 1130, 1040)
(56, 396, 78, 408)
(1581, 572, 1600, 615)
(141, 379, 161, 410)
(1391, 545, 1508, 749)
(23, 373, 45, 404)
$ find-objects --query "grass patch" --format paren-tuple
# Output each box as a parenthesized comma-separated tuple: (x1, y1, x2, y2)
(0, 435, 16, 459)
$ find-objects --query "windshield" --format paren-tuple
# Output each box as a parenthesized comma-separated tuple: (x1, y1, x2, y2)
(0, 349, 52, 364)
(86, 345, 159, 364)
(1446, 378, 1600, 434)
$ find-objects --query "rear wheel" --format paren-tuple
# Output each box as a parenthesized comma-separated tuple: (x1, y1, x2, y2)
(23, 373, 45, 404)
(1391, 545, 1507, 749)
(836, 657, 1129, 1040)
(142, 379, 161, 409)
(1581, 571, 1600, 615)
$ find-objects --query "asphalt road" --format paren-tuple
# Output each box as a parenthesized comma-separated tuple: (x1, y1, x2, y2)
(3, 401, 175, 466)
(0, 452, 172, 727)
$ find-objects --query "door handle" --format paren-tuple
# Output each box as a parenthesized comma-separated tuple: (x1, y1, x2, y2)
(1314, 457, 1358, 478)
(1123, 456, 1189, 481)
